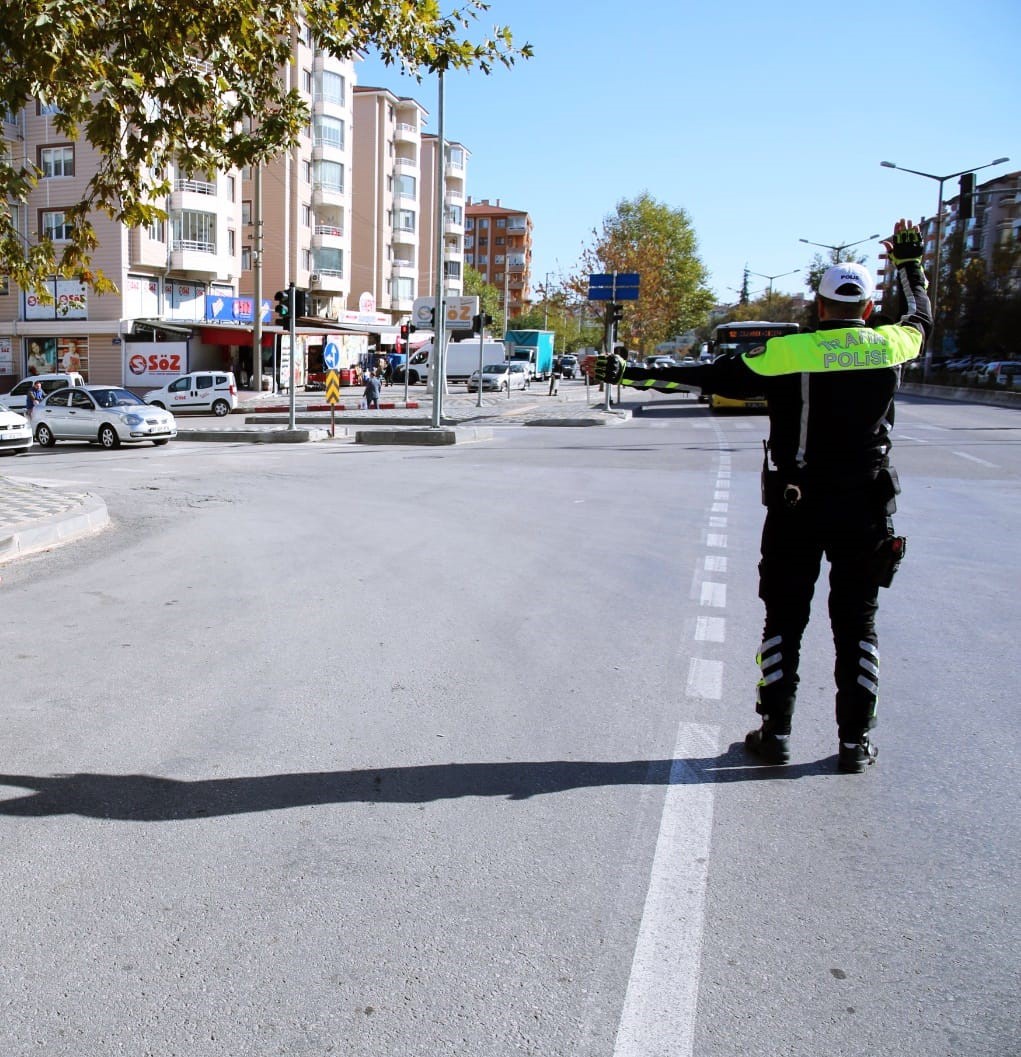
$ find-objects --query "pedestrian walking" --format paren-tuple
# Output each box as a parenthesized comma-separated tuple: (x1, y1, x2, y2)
(363, 369, 382, 410)
(591, 220, 931, 773)
(548, 356, 562, 396)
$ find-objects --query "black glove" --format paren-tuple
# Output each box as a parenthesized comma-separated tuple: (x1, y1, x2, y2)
(595, 353, 625, 385)
(887, 226, 923, 266)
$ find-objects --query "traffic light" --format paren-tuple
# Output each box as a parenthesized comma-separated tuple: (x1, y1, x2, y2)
(399, 323, 410, 341)
(959, 172, 976, 221)
(471, 312, 494, 334)
(273, 288, 292, 325)
(610, 303, 624, 324)
(292, 288, 308, 318)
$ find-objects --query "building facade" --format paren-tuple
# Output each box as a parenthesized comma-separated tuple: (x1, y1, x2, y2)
(464, 198, 533, 320)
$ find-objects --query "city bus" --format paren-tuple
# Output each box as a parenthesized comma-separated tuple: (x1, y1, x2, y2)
(706, 320, 799, 410)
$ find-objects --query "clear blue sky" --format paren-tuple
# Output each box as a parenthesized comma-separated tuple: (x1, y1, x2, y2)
(356, 0, 1019, 303)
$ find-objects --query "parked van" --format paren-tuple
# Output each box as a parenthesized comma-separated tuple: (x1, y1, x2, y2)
(9, 372, 86, 398)
(143, 371, 238, 416)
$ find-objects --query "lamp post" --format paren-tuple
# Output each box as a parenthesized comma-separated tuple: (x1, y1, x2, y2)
(880, 156, 1009, 374)
(748, 268, 800, 315)
(799, 234, 880, 259)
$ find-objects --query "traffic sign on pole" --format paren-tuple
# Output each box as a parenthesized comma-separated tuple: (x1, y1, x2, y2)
(588, 272, 640, 301)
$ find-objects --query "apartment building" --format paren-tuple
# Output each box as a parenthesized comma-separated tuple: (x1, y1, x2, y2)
(419, 134, 470, 302)
(0, 101, 243, 390)
(349, 87, 427, 324)
(248, 32, 356, 325)
(877, 169, 1021, 313)
(464, 198, 533, 319)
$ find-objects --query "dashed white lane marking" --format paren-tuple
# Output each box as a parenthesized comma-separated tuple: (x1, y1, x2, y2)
(699, 581, 726, 608)
(612, 723, 720, 1057)
(706, 533, 727, 548)
(952, 450, 998, 467)
(695, 615, 726, 642)
(704, 556, 727, 573)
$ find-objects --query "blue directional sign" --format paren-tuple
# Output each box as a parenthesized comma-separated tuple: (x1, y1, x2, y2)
(323, 341, 341, 370)
(588, 272, 640, 301)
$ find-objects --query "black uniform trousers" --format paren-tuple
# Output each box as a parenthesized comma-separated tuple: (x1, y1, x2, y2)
(755, 486, 891, 742)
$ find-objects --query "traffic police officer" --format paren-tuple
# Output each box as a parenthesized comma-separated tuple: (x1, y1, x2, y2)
(593, 221, 931, 772)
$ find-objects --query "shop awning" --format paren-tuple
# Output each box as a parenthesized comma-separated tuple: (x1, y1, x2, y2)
(200, 326, 273, 347)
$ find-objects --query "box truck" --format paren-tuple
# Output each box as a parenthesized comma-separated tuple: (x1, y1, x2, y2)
(504, 330, 555, 381)
(396, 339, 506, 384)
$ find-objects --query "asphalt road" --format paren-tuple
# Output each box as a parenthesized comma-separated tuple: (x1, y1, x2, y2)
(0, 392, 1017, 1056)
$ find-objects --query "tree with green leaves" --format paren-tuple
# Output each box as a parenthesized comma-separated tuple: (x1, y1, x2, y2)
(0, 1, 531, 293)
(463, 265, 503, 332)
(570, 192, 715, 354)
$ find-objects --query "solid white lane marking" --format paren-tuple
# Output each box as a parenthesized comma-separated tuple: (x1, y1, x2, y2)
(894, 433, 925, 443)
(700, 581, 726, 608)
(695, 615, 726, 642)
(951, 450, 997, 467)
(613, 723, 720, 1057)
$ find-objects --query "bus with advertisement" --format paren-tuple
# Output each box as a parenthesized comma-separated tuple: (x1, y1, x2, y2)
(706, 320, 799, 410)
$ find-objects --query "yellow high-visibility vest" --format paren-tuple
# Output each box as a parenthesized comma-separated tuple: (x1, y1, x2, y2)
(742, 326, 922, 377)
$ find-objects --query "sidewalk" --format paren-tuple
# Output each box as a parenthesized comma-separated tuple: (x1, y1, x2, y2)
(0, 380, 627, 564)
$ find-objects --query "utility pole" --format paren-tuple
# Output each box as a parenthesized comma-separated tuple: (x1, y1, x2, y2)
(251, 163, 263, 393)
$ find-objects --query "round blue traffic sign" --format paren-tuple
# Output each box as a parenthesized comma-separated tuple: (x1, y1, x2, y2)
(323, 341, 341, 370)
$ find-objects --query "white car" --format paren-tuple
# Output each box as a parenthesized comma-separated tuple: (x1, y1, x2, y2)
(144, 371, 238, 416)
(0, 399, 33, 455)
(467, 362, 530, 393)
(33, 385, 177, 449)
(8, 372, 86, 399)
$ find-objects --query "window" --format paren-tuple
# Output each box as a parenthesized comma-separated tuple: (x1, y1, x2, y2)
(171, 209, 216, 252)
(465, 218, 474, 231)
(396, 209, 416, 233)
(496, 218, 506, 228)
(495, 236, 505, 246)
(393, 276, 414, 300)
(396, 173, 416, 199)
(227, 229, 235, 255)
(313, 247, 343, 276)
(446, 204, 462, 224)
(316, 70, 345, 106)
(313, 115, 344, 150)
(443, 262, 461, 280)
(37, 100, 60, 116)
(303, 69, 313, 96)
(302, 204, 312, 227)
(227, 174, 236, 201)
(241, 246, 252, 270)
(148, 217, 165, 241)
(41, 209, 71, 241)
(39, 145, 74, 178)
(478, 218, 489, 229)
(302, 159, 312, 184)
(313, 159, 343, 193)
(242, 200, 252, 225)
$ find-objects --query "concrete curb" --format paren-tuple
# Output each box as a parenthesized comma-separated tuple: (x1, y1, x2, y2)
(0, 494, 109, 565)
(175, 427, 331, 443)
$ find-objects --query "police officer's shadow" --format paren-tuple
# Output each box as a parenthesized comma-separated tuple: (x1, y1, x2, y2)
(0, 747, 836, 821)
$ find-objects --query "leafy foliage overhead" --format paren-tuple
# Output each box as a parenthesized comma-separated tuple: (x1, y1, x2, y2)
(0, 1, 531, 292)
(570, 192, 715, 353)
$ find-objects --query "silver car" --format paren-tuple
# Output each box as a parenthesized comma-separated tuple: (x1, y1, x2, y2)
(34, 385, 177, 449)
(467, 363, 530, 393)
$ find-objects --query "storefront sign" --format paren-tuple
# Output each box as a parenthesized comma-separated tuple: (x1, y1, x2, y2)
(24, 279, 88, 320)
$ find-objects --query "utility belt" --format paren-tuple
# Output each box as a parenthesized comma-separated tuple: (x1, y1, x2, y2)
(760, 441, 901, 512)
(760, 442, 906, 587)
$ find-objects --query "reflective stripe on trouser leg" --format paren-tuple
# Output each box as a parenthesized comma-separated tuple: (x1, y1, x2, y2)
(755, 634, 796, 734)
(835, 638, 879, 741)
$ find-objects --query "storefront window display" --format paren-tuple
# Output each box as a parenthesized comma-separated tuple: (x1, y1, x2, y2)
(24, 336, 89, 378)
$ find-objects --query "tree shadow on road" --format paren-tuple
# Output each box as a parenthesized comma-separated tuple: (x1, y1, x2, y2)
(0, 744, 836, 821)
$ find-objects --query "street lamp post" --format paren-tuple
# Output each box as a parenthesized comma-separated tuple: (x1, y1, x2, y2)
(880, 156, 1009, 375)
(799, 234, 880, 258)
(748, 268, 800, 315)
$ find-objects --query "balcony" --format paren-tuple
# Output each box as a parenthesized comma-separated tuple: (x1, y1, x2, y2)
(395, 156, 418, 172)
(170, 178, 219, 211)
(312, 224, 345, 250)
(310, 269, 345, 294)
(391, 256, 416, 273)
(394, 122, 420, 144)
(312, 182, 345, 208)
(443, 212, 463, 235)
(392, 225, 417, 248)
(169, 240, 220, 277)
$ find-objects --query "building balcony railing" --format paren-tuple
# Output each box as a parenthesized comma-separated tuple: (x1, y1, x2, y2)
(394, 122, 420, 142)
(174, 178, 216, 196)
(314, 224, 344, 238)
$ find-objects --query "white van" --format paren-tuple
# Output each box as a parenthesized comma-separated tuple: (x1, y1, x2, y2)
(9, 372, 86, 399)
(144, 371, 238, 416)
